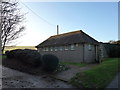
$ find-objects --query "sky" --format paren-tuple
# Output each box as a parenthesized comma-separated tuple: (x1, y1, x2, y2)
(14, 1, 118, 46)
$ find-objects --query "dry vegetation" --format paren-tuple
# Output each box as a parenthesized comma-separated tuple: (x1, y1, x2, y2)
(3, 46, 37, 53)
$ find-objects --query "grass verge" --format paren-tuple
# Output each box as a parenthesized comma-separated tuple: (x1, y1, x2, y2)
(70, 58, 119, 88)
(60, 61, 87, 67)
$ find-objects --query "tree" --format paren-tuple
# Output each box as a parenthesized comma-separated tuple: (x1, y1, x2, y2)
(1, 0, 25, 53)
(108, 40, 120, 44)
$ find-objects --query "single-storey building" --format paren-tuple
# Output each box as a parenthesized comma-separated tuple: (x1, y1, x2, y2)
(36, 30, 100, 63)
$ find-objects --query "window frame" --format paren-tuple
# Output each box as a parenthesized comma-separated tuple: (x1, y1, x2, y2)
(64, 45, 69, 50)
(70, 44, 75, 50)
(59, 46, 63, 51)
(54, 46, 58, 51)
(88, 44, 92, 51)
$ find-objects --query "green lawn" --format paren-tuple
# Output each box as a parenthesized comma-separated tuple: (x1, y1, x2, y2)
(70, 58, 119, 88)
(60, 61, 87, 67)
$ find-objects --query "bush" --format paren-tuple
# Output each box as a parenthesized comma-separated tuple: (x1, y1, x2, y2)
(5, 51, 10, 57)
(5, 49, 42, 67)
(22, 49, 42, 67)
(55, 64, 70, 73)
(5, 50, 16, 59)
(104, 44, 120, 58)
(42, 54, 59, 72)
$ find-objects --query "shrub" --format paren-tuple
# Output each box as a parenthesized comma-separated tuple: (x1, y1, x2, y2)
(55, 64, 70, 73)
(5, 49, 42, 67)
(42, 54, 59, 72)
(22, 49, 42, 67)
(5, 51, 10, 57)
(5, 50, 16, 59)
(105, 44, 120, 58)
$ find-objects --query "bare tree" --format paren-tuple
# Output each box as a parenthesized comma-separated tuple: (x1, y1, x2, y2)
(1, 0, 25, 53)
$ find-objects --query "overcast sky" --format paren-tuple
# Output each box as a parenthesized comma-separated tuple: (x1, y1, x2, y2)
(15, 1, 118, 46)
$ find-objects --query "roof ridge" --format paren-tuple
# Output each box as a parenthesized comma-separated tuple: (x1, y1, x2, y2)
(49, 30, 83, 39)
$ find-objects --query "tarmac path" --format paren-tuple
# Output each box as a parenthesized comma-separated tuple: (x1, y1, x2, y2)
(106, 72, 120, 88)
(1, 65, 74, 88)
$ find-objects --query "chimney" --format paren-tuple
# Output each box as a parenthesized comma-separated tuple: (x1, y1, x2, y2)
(57, 25, 59, 35)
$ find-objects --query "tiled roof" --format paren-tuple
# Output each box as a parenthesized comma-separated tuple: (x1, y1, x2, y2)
(36, 30, 99, 48)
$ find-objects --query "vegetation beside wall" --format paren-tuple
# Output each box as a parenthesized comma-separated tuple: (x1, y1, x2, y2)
(104, 44, 120, 58)
(5, 49, 42, 67)
(42, 54, 59, 72)
(3, 49, 60, 74)
(70, 58, 119, 88)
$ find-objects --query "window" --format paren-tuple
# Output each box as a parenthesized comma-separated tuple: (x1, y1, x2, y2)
(88, 44, 92, 50)
(50, 47, 53, 51)
(54, 47, 58, 51)
(43, 48, 45, 51)
(70, 44, 75, 50)
(75, 44, 79, 47)
(65, 45, 68, 50)
(59, 46, 63, 51)
(38, 48, 41, 52)
(42, 47, 48, 51)
(40, 48, 43, 51)
(46, 47, 48, 51)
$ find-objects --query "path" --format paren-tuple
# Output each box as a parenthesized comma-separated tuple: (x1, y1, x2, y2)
(106, 72, 120, 88)
(51, 64, 98, 81)
(1, 63, 98, 88)
(1, 65, 74, 88)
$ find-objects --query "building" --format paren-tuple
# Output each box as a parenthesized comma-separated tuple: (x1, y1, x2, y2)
(36, 30, 100, 63)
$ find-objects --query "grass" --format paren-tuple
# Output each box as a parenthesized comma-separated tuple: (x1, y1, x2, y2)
(70, 58, 119, 88)
(60, 61, 87, 67)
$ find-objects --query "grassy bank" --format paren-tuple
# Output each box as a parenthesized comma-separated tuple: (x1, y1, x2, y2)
(60, 61, 87, 67)
(70, 58, 119, 88)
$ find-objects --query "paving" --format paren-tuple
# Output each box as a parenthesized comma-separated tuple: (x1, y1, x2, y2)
(1, 63, 98, 88)
(51, 64, 98, 81)
(1, 65, 75, 88)
(106, 72, 120, 88)
(1, 63, 118, 89)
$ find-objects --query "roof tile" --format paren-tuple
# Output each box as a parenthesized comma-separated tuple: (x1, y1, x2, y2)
(36, 30, 99, 48)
